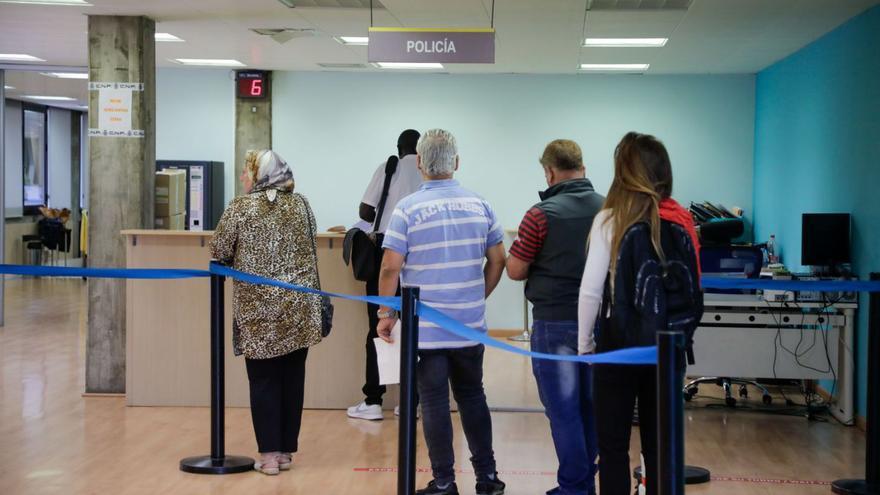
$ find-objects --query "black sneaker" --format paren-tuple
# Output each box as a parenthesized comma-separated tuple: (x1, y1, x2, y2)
(416, 480, 459, 495)
(476, 476, 506, 495)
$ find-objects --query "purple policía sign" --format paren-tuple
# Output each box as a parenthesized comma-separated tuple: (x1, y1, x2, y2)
(368, 29, 495, 64)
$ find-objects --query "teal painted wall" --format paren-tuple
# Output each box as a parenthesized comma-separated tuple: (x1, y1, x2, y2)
(754, 5, 880, 418)
(272, 71, 756, 330)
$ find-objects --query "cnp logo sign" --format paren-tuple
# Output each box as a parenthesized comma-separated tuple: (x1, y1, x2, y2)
(368, 28, 495, 64)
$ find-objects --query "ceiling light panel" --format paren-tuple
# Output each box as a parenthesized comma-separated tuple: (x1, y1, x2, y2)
(0, 0, 91, 5)
(587, 0, 692, 10)
(0, 54, 46, 62)
(584, 38, 668, 47)
(23, 96, 76, 101)
(155, 33, 184, 42)
(335, 36, 369, 46)
(579, 63, 649, 72)
(42, 72, 88, 79)
(172, 58, 246, 67)
(374, 62, 443, 70)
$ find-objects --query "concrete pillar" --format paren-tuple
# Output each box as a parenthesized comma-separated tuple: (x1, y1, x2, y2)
(234, 72, 272, 197)
(86, 16, 156, 393)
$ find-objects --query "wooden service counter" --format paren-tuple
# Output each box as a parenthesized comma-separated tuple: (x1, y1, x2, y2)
(122, 230, 398, 409)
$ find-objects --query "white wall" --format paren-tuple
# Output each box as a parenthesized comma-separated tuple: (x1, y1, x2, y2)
(156, 68, 235, 205)
(47, 107, 72, 209)
(272, 71, 757, 329)
(4, 99, 23, 218)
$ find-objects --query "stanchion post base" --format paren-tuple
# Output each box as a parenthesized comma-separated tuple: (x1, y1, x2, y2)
(633, 465, 711, 485)
(180, 455, 254, 474)
(831, 479, 880, 495)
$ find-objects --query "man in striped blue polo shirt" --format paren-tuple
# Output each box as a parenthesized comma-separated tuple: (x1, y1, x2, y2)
(376, 129, 507, 495)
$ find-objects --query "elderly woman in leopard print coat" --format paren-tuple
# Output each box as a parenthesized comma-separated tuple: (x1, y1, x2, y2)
(211, 149, 322, 475)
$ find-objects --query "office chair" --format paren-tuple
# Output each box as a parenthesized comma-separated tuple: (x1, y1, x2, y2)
(683, 244, 773, 407)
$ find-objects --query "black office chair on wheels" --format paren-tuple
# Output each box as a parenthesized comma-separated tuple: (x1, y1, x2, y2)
(683, 244, 773, 407)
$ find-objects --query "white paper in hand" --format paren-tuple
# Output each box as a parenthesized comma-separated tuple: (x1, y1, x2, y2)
(374, 320, 401, 385)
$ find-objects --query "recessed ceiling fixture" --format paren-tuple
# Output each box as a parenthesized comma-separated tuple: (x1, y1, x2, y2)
(334, 36, 369, 46)
(317, 63, 368, 69)
(276, 0, 295, 7)
(172, 58, 246, 67)
(583, 38, 668, 47)
(374, 62, 443, 70)
(41, 72, 88, 79)
(579, 63, 649, 72)
(4, 85, 15, 90)
(0, 53, 46, 62)
(155, 33, 185, 42)
(0, 0, 91, 5)
(23, 95, 76, 101)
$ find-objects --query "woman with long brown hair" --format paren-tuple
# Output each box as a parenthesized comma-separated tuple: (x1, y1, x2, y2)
(577, 132, 701, 495)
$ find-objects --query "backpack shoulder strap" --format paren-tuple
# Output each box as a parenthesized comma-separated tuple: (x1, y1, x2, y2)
(373, 155, 399, 231)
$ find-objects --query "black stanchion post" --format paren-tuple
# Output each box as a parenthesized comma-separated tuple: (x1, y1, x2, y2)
(398, 286, 420, 495)
(831, 273, 880, 495)
(180, 263, 254, 474)
(657, 330, 685, 495)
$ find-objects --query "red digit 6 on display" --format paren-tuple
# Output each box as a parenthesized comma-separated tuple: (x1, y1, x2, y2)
(250, 79, 263, 96)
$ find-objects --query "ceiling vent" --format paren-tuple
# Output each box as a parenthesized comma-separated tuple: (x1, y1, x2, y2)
(250, 27, 317, 44)
(587, 0, 692, 10)
(317, 62, 368, 69)
(278, 0, 384, 8)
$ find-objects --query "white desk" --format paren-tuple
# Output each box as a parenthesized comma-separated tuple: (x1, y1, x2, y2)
(689, 293, 856, 424)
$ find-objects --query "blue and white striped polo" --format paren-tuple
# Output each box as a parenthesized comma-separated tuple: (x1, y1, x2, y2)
(382, 179, 504, 349)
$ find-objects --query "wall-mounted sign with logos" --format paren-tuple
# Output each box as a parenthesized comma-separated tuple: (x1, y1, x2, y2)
(368, 28, 495, 64)
(87, 81, 145, 138)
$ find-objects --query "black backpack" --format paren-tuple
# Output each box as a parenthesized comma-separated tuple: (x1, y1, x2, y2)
(598, 220, 704, 364)
(342, 156, 398, 282)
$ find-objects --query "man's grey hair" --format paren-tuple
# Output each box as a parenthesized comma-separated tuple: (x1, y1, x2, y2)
(417, 129, 458, 177)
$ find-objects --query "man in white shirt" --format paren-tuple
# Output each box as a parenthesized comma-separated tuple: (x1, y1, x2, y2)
(347, 129, 424, 420)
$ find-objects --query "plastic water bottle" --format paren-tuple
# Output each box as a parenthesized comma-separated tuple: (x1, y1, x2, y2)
(767, 234, 778, 264)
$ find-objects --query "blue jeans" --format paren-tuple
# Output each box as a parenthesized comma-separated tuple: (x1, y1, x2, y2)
(531, 320, 598, 495)
(417, 344, 497, 485)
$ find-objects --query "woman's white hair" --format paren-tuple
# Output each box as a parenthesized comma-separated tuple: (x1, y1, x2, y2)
(417, 129, 458, 177)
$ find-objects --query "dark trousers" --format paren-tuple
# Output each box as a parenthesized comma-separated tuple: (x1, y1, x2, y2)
(418, 344, 496, 485)
(593, 364, 658, 495)
(364, 272, 387, 405)
(245, 348, 309, 453)
(531, 320, 598, 495)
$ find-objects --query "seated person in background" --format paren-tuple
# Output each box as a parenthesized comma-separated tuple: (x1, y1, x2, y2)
(578, 132, 701, 495)
(507, 139, 604, 495)
(376, 129, 507, 495)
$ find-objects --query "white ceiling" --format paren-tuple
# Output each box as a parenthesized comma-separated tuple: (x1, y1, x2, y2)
(1, 0, 878, 108)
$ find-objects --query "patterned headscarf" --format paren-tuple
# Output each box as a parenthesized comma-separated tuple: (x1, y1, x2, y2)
(245, 150, 295, 199)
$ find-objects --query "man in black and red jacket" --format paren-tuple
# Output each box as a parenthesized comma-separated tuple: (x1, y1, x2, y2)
(506, 139, 604, 495)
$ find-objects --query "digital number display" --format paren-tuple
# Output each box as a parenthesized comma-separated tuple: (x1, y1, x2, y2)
(236, 71, 268, 99)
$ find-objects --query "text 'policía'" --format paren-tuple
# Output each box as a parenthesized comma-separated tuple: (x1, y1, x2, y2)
(406, 39, 457, 54)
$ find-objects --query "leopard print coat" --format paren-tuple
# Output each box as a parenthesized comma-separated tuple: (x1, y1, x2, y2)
(210, 191, 322, 359)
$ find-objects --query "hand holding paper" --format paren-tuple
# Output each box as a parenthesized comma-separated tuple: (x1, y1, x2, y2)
(374, 320, 401, 385)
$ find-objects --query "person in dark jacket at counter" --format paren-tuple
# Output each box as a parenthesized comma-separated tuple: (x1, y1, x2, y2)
(506, 139, 604, 495)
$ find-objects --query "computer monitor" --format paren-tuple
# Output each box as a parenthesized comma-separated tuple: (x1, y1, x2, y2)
(801, 213, 851, 268)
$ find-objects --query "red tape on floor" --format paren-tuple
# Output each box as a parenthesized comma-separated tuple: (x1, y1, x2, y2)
(353, 468, 833, 485)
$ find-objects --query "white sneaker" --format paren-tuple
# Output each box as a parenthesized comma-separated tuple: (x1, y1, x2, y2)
(347, 401, 383, 421)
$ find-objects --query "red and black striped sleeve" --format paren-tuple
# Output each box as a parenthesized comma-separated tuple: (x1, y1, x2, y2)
(509, 207, 548, 263)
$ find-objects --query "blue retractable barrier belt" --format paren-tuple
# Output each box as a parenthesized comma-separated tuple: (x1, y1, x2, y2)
(0, 264, 210, 279)
(6, 263, 880, 365)
(209, 264, 657, 365)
